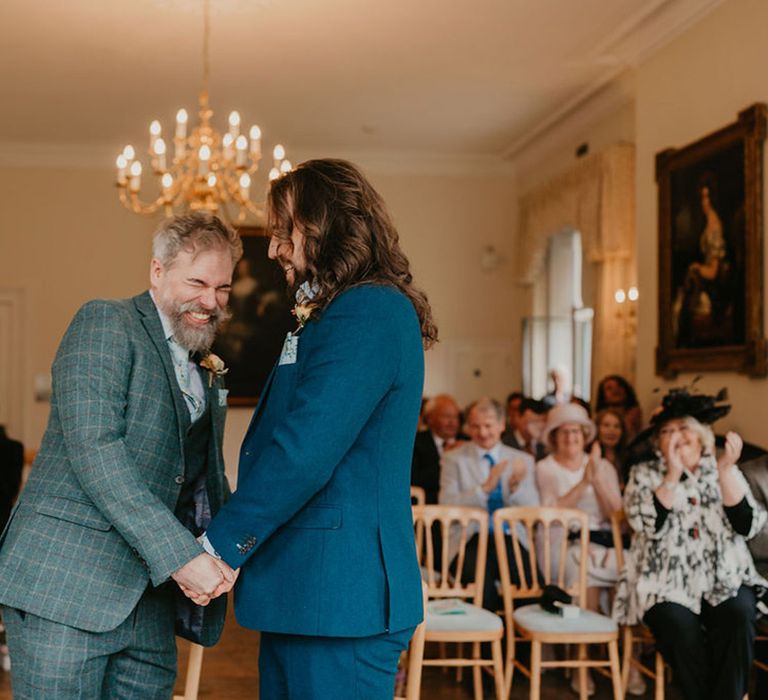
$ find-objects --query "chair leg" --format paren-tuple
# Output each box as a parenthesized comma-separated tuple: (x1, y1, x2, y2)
(491, 639, 505, 700)
(608, 639, 623, 700)
(529, 641, 541, 700)
(655, 651, 665, 700)
(620, 627, 632, 694)
(472, 641, 482, 700)
(457, 642, 464, 682)
(504, 631, 516, 700)
(578, 643, 588, 700)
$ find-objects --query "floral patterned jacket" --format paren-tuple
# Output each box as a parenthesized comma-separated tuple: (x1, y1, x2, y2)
(613, 454, 767, 625)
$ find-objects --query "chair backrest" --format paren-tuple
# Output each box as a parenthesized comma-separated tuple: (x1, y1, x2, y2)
(492, 505, 589, 608)
(609, 509, 628, 570)
(412, 504, 488, 606)
(394, 581, 428, 700)
(410, 486, 426, 506)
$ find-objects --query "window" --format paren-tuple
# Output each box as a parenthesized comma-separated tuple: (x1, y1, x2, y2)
(522, 229, 593, 401)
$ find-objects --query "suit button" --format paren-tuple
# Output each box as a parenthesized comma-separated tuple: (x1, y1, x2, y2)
(174, 475, 185, 484)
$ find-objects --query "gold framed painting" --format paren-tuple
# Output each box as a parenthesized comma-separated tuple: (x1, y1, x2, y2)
(656, 103, 767, 378)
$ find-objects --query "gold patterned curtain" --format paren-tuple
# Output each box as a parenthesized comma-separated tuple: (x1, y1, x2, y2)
(516, 143, 636, 388)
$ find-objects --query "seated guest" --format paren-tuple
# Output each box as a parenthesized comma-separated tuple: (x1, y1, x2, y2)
(501, 391, 525, 446)
(440, 397, 539, 611)
(536, 404, 623, 610)
(503, 397, 548, 461)
(542, 364, 572, 407)
(595, 374, 643, 441)
(613, 387, 767, 700)
(594, 408, 629, 488)
(411, 393, 465, 504)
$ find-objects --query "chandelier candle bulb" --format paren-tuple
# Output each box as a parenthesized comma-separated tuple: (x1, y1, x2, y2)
(161, 172, 173, 194)
(239, 172, 250, 199)
(280, 159, 292, 174)
(198, 144, 211, 175)
(175, 109, 188, 140)
(116, 155, 128, 185)
(207, 173, 217, 188)
(269, 167, 280, 181)
(273, 144, 285, 162)
(249, 126, 262, 158)
(149, 120, 161, 150)
(129, 161, 142, 192)
(222, 133, 234, 160)
(235, 135, 248, 166)
(228, 111, 240, 139)
(122, 144, 135, 162)
(153, 138, 167, 171)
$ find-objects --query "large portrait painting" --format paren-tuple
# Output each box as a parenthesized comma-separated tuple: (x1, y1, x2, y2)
(656, 103, 767, 377)
(212, 226, 294, 405)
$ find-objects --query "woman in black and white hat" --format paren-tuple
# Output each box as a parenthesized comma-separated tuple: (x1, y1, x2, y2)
(613, 387, 767, 700)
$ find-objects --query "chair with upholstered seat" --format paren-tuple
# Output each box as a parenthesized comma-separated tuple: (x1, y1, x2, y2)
(412, 504, 505, 700)
(610, 508, 666, 700)
(173, 642, 204, 700)
(493, 506, 623, 700)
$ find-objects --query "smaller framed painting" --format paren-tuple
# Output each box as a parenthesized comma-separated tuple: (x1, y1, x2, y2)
(212, 226, 295, 405)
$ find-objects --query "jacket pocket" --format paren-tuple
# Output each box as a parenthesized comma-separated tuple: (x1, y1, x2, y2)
(285, 505, 342, 530)
(35, 495, 112, 531)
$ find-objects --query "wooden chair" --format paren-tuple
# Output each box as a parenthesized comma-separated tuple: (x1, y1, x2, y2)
(410, 486, 426, 506)
(394, 582, 429, 700)
(173, 642, 204, 700)
(610, 509, 666, 700)
(493, 506, 622, 700)
(411, 487, 426, 557)
(412, 505, 505, 700)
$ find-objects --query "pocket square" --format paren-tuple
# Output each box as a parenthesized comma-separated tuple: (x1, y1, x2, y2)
(218, 389, 229, 406)
(279, 332, 298, 365)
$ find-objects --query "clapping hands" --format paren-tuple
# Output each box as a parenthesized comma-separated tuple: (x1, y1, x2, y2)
(717, 431, 743, 472)
(172, 552, 239, 606)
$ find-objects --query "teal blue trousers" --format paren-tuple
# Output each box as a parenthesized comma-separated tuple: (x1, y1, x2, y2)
(259, 625, 415, 699)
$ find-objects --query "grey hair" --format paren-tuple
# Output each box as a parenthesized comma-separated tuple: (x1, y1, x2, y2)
(654, 415, 716, 456)
(152, 212, 243, 268)
(466, 397, 505, 423)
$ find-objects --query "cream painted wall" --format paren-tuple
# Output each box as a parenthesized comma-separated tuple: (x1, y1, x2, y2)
(0, 164, 519, 484)
(634, 0, 768, 444)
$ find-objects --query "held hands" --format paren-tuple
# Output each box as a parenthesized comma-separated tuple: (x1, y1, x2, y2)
(717, 431, 743, 472)
(172, 553, 239, 607)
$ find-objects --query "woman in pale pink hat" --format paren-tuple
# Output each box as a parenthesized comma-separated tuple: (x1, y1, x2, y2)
(536, 402, 625, 693)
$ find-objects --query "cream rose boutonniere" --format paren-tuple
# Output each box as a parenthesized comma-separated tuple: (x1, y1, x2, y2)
(199, 352, 228, 387)
(292, 302, 317, 330)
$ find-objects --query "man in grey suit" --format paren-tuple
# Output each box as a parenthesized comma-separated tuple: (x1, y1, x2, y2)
(0, 213, 239, 699)
(440, 397, 540, 611)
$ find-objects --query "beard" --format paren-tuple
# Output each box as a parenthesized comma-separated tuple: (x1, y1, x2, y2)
(161, 299, 231, 354)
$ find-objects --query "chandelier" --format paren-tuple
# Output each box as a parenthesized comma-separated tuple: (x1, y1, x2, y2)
(115, 0, 290, 221)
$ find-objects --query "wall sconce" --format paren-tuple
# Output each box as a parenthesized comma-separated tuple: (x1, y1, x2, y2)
(614, 286, 638, 337)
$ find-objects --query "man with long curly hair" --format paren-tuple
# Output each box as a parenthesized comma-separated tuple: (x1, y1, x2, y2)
(201, 159, 437, 698)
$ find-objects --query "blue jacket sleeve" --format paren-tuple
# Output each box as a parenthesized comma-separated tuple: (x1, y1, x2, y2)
(205, 289, 403, 568)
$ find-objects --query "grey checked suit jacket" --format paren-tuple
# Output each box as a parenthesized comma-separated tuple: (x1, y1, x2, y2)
(438, 442, 539, 563)
(0, 292, 230, 644)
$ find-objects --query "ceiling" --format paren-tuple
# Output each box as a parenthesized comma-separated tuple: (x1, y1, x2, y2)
(0, 0, 722, 165)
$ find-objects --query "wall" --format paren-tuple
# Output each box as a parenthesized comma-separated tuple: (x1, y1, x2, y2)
(634, 0, 768, 443)
(0, 162, 519, 483)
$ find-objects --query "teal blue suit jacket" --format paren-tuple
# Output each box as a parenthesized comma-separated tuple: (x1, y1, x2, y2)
(206, 285, 424, 637)
(0, 292, 229, 645)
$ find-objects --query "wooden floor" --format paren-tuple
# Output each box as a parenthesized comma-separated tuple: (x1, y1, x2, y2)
(0, 605, 682, 699)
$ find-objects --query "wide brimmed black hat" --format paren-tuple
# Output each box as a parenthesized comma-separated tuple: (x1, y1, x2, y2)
(625, 385, 730, 466)
(649, 386, 730, 428)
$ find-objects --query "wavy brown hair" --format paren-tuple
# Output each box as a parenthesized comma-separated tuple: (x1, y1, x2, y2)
(267, 158, 437, 347)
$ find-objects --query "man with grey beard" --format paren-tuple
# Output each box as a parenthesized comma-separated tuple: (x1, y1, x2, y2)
(0, 213, 239, 699)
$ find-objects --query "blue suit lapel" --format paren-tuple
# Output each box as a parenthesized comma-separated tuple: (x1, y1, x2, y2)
(133, 292, 191, 445)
